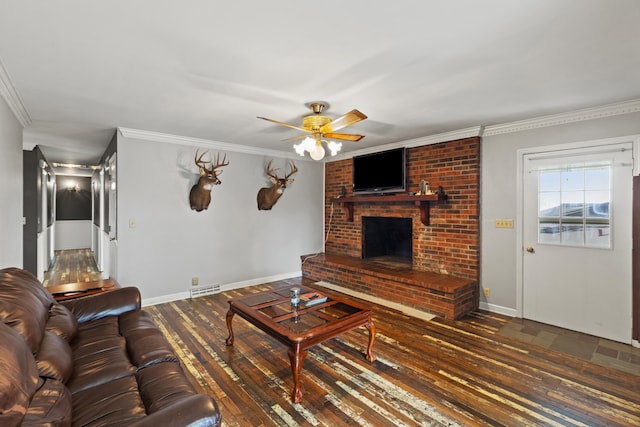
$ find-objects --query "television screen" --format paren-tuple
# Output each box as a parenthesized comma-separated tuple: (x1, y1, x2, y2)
(352, 148, 406, 194)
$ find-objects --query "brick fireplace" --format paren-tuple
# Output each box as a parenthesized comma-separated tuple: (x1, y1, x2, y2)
(302, 136, 480, 319)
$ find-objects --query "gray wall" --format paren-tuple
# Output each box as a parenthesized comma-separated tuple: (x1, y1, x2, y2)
(0, 95, 23, 268)
(481, 111, 640, 314)
(116, 134, 324, 301)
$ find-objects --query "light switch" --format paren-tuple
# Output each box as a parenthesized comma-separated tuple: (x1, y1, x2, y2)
(495, 219, 513, 228)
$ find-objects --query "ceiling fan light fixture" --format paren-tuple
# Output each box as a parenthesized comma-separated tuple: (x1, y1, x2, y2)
(309, 141, 325, 161)
(293, 137, 314, 156)
(293, 136, 342, 160)
(326, 140, 342, 156)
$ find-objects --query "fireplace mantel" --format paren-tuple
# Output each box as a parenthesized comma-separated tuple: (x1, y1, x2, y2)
(330, 193, 447, 226)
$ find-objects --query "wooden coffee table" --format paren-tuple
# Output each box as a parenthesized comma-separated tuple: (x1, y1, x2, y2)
(225, 285, 376, 403)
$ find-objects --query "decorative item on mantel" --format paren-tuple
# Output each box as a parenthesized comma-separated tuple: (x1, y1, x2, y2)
(189, 149, 229, 212)
(416, 179, 432, 196)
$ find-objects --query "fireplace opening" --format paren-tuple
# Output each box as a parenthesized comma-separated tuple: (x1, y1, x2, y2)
(362, 217, 412, 265)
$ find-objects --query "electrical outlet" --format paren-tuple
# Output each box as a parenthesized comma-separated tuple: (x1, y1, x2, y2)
(484, 288, 490, 297)
(191, 277, 199, 286)
(495, 219, 513, 228)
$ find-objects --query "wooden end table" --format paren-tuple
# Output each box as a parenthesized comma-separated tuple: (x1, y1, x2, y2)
(47, 278, 118, 301)
(225, 285, 376, 403)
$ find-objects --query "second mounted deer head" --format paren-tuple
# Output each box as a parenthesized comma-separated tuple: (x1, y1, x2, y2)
(189, 149, 229, 212)
(257, 160, 298, 210)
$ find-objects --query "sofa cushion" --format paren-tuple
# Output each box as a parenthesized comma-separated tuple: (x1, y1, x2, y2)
(119, 309, 159, 333)
(35, 331, 73, 383)
(67, 312, 138, 394)
(0, 322, 39, 426)
(136, 362, 198, 414)
(0, 267, 54, 353)
(46, 302, 78, 342)
(68, 335, 136, 394)
(71, 375, 146, 426)
(73, 315, 120, 346)
(120, 310, 179, 368)
(21, 378, 72, 427)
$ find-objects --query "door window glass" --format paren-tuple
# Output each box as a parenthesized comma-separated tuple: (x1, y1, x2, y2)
(538, 162, 611, 248)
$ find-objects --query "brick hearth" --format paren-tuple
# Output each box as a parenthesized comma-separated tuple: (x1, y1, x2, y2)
(311, 136, 480, 319)
(301, 253, 476, 320)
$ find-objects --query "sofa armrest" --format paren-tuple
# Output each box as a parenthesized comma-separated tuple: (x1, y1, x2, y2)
(60, 287, 141, 324)
(129, 394, 221, 427)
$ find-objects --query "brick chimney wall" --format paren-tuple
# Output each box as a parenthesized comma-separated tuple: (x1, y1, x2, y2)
(324, 137, 480, 281)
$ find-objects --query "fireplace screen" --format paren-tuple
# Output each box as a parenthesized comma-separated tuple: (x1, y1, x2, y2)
(362, 217, 412, 262)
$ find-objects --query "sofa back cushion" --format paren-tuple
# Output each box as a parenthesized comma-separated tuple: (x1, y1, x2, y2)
(0, 322, 39, 426)
(46, 302, 78, 342)
(35, 331, 74, 383)
(0, 268, 54, 353)
(22, 378, 72, 426)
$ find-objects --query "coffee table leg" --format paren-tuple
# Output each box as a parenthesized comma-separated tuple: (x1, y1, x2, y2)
(225, 308, 235, 346)
(365, 319, 376, 362)
(287, 344, 308, 403)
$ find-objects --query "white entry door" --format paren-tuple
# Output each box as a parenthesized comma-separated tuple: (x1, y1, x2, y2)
(522, 143, 632, 343)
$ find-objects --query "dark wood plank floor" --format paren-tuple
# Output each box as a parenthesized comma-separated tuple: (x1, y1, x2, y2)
(147, 278, 640, 426)
(42, 249, 103, 286)
(45, 250, 640, 425)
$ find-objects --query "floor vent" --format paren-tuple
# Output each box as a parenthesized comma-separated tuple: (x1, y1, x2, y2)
(190, 284, 220, 298)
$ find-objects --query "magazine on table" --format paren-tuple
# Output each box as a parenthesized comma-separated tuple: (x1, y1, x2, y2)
(300, 292, 328, 307)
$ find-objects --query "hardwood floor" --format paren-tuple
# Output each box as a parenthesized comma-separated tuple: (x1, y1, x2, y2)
(42, 248, 102, 286)
(148, 279, 640, 426)
(47, 250, 640, 425)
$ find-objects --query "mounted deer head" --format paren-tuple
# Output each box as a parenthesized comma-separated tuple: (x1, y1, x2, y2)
(257, 160, 298, 210)
(189, 149, 229, 212)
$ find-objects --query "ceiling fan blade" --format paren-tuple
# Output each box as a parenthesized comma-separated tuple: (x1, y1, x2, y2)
(323, 133, 365, 142)
(283, 134, 311, 142)
(257, 116, 309, 133)
(320, 109, 367, 133)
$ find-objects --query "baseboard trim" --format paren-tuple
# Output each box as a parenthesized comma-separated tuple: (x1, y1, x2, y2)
(141, 271, 301, 307)
(478, 301, 517, 317)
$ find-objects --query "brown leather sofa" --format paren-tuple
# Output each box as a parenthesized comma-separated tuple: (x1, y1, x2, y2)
(0, 267, 221, 426)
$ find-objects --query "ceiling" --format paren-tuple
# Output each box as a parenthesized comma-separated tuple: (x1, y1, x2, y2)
(1, 1, 639, 167)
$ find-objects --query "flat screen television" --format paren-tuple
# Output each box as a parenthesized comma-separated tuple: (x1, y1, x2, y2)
(352, 147, 407, 195)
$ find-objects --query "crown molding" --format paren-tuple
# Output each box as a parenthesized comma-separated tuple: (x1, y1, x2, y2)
(482, 98, 640, 136)
(117, 127, 311, 161)
(403, 126, 482, 148)
(329, 126, 482, 162)
(0, 58, 31, 127)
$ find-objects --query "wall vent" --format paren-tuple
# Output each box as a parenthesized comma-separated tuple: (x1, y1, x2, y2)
(190, 284, 220, 298)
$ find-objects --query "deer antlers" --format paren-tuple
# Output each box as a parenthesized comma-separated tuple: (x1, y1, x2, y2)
(195, 149, 228, 176)
(265, 160, 298, 180)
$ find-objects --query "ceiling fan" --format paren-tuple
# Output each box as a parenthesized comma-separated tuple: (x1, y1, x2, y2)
(257, 102, 367, 160)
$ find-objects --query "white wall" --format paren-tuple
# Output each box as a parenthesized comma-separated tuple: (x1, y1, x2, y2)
(481, 110, 640, 314)
(55, 220, 92, 250)
(116, 134, 324, 302)
(0, 95, 23, 268)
